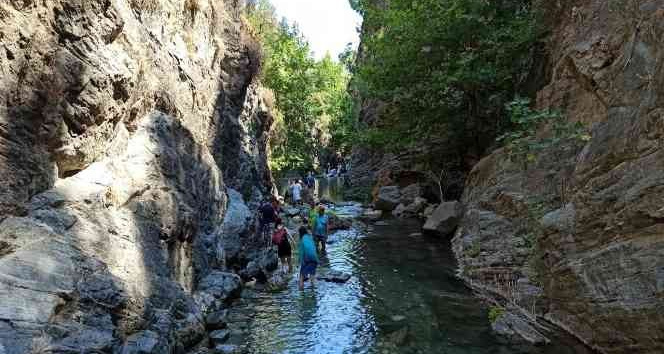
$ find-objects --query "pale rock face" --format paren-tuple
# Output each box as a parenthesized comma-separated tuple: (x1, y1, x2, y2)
(0, 0, 273, 351)
(454, 1, 664, 352)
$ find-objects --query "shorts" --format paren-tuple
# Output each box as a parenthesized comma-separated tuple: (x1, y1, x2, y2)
(278, 240, 292, 258)
(300, 261, 317, 279)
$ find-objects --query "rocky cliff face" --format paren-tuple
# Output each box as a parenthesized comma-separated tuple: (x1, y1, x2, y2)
(0, 0, 275, 352)
(453, 1, 664, 353)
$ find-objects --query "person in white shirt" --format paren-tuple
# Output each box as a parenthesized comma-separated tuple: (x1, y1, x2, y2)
(292, 180, 303, 205)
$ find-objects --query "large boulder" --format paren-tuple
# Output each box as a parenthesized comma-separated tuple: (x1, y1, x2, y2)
(329, 214, 352, 230)
(194, 272, 242, 313)
(399, 184, 421, 205)
(422, 201, 464, 236)
(374, 186, 401, 211)
(393, 197, 427, 218)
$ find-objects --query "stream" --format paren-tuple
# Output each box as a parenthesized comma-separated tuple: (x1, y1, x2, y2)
(224, 178, 591, 354)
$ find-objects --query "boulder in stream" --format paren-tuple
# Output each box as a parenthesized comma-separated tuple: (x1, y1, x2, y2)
(318, 270, 351, 283)
(422, 201, 464, 236)
(374, 186, 401, 211)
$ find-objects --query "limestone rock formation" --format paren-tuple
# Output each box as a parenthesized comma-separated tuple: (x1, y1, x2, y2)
(0, 0, 274, 352)
(453, 1, 664, 353)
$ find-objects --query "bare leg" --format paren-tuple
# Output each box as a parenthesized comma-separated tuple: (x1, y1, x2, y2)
(287, 257, 292, 273)
(310, 275, 315, 287)
(298, 273, 304, 290)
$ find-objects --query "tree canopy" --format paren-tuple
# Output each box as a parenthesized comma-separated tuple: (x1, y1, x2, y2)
(246, 0, 356, 175)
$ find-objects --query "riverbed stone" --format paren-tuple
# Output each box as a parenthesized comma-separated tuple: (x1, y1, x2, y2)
(399, 184, 422, 205)
(213, 344, 240, 354)
(422, 201, 464, 236)
(205, 310, 229, 331)
(374, 186, 401, 211)
(318, 270, 351, 283)
(491, 312, 549, 345)
(209, 329, 231, 346)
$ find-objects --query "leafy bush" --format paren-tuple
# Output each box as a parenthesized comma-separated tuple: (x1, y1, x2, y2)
(350, 0, 539, 157)
(496, 97, 590, 167)
(488, 306, 505, 323)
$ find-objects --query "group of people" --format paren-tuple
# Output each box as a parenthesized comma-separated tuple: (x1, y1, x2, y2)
(257, 190, 332, 290)
(286, 172, 316, 205)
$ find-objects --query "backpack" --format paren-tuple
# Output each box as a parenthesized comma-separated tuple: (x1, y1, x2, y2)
(272, 228, 287, 245)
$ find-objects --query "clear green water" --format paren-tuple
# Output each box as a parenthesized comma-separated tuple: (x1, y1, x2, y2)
(240, 178, 591, 354)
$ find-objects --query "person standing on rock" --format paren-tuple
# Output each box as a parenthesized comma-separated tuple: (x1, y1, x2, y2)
(271, 219, 292, 273)
(292, 180, 303, 205)
(313, 205, 330, 252)
(298, 226, 318, 290)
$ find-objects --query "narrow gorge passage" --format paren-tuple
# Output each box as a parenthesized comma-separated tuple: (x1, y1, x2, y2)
(221, 179, 593, 354)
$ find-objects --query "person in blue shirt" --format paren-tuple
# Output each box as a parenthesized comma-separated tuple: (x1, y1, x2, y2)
(298, 226, 318, 290)
(313, 205, 330, 252)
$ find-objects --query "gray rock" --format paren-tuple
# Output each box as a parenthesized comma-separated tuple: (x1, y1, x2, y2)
(491, 311, 550, 346)
(422, 204, 437, 218)
(196, 272, 242, 313)
(399, 183, 422, 205)
(206, 310, 229, 330)
(374, 186, 401, 211)
(285, 207, 301, 217)
(318, 270, 351, 283)
(121, 331, 163, 354)
(209, 329, 231, 346)
(328, 214, 352, 230)
(540, 203, 576, 234)
(213, 344, 241, 354)
(423, 201, 464, 236)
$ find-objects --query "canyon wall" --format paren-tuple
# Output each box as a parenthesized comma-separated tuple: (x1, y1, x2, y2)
(453, 1, 664, 353)
(0, 0, 275, 352)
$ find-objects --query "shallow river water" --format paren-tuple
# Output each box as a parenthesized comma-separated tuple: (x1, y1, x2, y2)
(231, 178, 591, 354)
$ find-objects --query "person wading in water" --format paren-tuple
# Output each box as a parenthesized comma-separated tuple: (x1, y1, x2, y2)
(313, 205, 330, 253)
(298, 226, 318, 290)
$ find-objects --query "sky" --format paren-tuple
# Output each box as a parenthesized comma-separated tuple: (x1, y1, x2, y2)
(269, 0, 362, 60)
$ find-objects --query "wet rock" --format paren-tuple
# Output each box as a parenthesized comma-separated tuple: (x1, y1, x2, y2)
(285, 207, 301, 217)
(360, 209, 383, 221)
(213, 344, 241, 354)
(209, 329, 231, 346)
(205, 310, 229, 331)
(318, 270, 351, 283)
(422, 204, 437, 218)
(120, 331, 164, 354)
(374, 186, 401, 211)
(422, 201, 464, 236)
(491, 312, 549, 346)
(399, 184, 422, 205)
(393, 197, 427, 218)
(195, 272, 242, 313)
(329, 214, 352, 230)
(266, 272, 290, 292)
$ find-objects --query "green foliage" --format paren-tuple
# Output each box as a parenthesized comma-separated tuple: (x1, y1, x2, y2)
(488, 306, 505, 323)
(496, 97, 590, 167)
(467, 239, 481, 258)
(351, 0, 539, 155)
(246, 0, 357, 174)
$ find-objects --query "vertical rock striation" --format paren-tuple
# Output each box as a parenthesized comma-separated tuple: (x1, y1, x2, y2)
(454, 1, 664, 353)
(0, 0, 274, 352)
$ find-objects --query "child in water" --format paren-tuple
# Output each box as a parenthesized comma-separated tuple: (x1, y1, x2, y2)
(298, 226, 318, 290)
